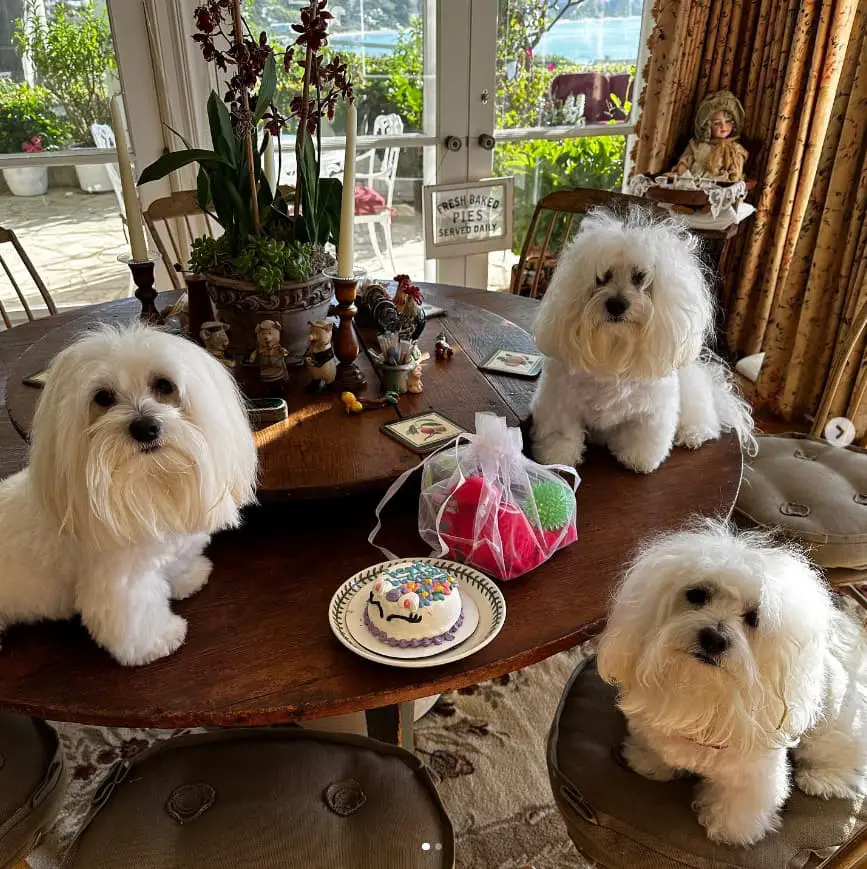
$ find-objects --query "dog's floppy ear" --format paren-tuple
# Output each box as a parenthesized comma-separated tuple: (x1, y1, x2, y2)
(178, 338, 258, 527)
(754, 547, 832, 741)
(28, 341, 93, 537)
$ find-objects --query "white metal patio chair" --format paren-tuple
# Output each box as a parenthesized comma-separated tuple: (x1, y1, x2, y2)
(355, 113, 403, 274)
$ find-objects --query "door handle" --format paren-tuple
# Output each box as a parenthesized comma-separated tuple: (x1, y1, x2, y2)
(477, 133, 495, 151)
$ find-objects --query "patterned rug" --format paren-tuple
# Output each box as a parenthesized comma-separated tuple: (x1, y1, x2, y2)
(27, 643, 593, 869)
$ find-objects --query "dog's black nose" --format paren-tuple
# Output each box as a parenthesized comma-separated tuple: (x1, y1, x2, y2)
(698, 625, 730, 656)
(605, 296, 630, 318)
(129, 415, 162, 444)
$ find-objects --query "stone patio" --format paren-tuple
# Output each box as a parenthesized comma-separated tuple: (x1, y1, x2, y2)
(1, 186, 514, 318)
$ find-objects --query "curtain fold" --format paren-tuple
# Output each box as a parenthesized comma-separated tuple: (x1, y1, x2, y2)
(632, 0, 867, 432)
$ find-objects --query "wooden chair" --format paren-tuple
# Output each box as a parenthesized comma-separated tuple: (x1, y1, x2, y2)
(143, 186, 294, 291)
(510, 188, 665, 300)
(0, 226, 57, 329)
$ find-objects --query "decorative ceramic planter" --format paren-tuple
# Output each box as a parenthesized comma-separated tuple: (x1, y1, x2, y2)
(2, 167, 48, 197)
(204, 271, 333, 361)
(74, 163, 113, 194)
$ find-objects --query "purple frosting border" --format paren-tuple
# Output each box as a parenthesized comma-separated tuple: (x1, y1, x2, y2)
(364, 605, 465, 649)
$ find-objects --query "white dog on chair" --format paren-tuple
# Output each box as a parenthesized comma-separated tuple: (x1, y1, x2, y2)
(0, 323, 257, 666)
(530, 208, 753, 473)
(597, 522, 867, 846)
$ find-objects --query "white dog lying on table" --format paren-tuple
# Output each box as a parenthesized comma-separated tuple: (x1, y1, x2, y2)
(0, 324, 257, 666)
(530, 208, 754, 473)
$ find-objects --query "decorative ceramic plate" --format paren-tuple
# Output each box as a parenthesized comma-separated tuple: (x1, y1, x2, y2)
(329, 558, 507, 669)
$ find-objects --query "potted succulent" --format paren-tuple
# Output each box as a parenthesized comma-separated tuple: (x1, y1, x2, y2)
(0, 81, 71, 196)
(14, 0, 116, 193)
(138, 0, 352, 359)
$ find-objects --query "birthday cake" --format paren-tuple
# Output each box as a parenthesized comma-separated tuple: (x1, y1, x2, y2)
(365, 561, 463, 648)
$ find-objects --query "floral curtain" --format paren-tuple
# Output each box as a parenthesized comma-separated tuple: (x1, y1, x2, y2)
(632, 0, 867, 432)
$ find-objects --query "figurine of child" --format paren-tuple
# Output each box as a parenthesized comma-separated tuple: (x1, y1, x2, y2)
(252, 320, 289, 393)
(305, 319, 337, 390)
(671, 90, 748, 182)
(200, 321, 234, 368)
(406, 348, 430, 394)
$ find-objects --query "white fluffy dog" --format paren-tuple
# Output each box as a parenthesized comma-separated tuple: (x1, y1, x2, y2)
(597, 522, 867, 846)
(0, 324, 257, 666)
(531, 208, 753, 473)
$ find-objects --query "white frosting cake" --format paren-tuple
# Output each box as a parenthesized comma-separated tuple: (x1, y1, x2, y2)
(365, 561, 463, 648)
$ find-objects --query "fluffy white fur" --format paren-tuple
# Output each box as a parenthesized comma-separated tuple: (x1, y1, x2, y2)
(597, 522, 867, 846)
(0, 323, 258, 666)
(531, 208, 754, 473)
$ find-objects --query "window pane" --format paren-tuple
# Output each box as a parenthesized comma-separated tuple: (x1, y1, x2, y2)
(496, 0, 639, 130)
(248, 0, 426, 136)
(1, 0, 129, 316)
(488, 134, 626, 289)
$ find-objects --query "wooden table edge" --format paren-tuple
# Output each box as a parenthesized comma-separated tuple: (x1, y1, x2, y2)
(0, 618, 606, 729)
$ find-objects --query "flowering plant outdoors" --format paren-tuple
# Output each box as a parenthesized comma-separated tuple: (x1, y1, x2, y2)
(137, 0, 353, 293)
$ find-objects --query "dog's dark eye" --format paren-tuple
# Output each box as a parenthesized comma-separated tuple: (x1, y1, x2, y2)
(152, 377, 175, 396)
(595, 269, 613, 287)
(685, 587, 709, 606)
(631, 268, 647, 285)
(93, 389, 116, 408)
(743, 609, 759, 629)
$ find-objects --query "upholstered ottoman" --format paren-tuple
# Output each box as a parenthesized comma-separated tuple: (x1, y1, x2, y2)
(63, 728, 454, 869)
(548, 657, 867, 869)
(0, 715, 67, 868)
(735, 434, 867, 571)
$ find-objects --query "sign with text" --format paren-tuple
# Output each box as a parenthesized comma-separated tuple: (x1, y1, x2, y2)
(423, 178, 514, 259)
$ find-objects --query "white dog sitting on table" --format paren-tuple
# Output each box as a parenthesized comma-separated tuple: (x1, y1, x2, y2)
(530, 208, 753, 473)
(0, 323, 257, 666)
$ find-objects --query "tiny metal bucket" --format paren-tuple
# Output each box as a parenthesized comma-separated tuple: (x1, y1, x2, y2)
(375, 359, 416, 394)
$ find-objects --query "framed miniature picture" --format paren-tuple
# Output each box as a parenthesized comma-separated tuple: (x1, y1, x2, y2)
(480, 349, 544, 378)
(382, 411, 465, 453)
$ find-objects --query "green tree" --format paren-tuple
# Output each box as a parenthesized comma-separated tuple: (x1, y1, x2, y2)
(13, 0, 116, 146)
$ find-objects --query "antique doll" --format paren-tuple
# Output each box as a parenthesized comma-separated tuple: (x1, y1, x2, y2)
(252, 320, 289, 393)
(671, 90, 748, 183)
(305, 319, 337, 389)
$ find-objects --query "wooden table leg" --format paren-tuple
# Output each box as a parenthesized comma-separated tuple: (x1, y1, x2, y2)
(365, 701, 415, 751)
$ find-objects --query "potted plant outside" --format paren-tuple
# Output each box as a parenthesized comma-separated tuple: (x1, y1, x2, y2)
(0, 81, 71, 196)
(14, 0, 116, 193)
(138, 0, 352, 360)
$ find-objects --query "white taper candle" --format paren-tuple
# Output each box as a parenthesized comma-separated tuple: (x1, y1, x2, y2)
(264, 131, 276, 194)
(110, 94, 148, 262)
(337, 100, 357, 277)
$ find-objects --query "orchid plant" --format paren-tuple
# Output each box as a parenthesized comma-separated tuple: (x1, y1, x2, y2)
(138, 0, 353, 293)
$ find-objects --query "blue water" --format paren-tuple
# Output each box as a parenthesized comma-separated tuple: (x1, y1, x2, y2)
(329, 16, 642, 64)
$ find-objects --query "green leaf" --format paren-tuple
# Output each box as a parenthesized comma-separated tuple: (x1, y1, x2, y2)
(317, 177, 343, 247)
(207, 91, 237, 166)
(137, 149, 229, 185)
(209, 173, 236, 231)
(253, 55, 277, 124)
(223, 177, 250, 237)
(165, 123, 194, 151)
(296, 132, 320, 241)
(196, 166, 211, 214)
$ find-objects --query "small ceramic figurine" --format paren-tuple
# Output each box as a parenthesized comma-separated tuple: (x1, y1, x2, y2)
(252, 319, 289, 393)
(305, 319, 337, 390)
(406, 348, 429, 394)
(671, 90, 748, 182)
(394, 275, 427, 340)
(200, 321, 234, 368)
(435, 332, 454, 360)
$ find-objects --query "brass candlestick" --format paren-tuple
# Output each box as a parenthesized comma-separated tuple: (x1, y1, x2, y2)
(119, 253, 163, 324)
(325, 267, 367, 392)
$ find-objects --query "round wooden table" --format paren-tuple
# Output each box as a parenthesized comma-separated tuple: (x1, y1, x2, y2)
(0, 284, 743, 743)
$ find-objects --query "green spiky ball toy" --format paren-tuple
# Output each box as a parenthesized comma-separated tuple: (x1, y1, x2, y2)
(526, 479, 572, 531)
